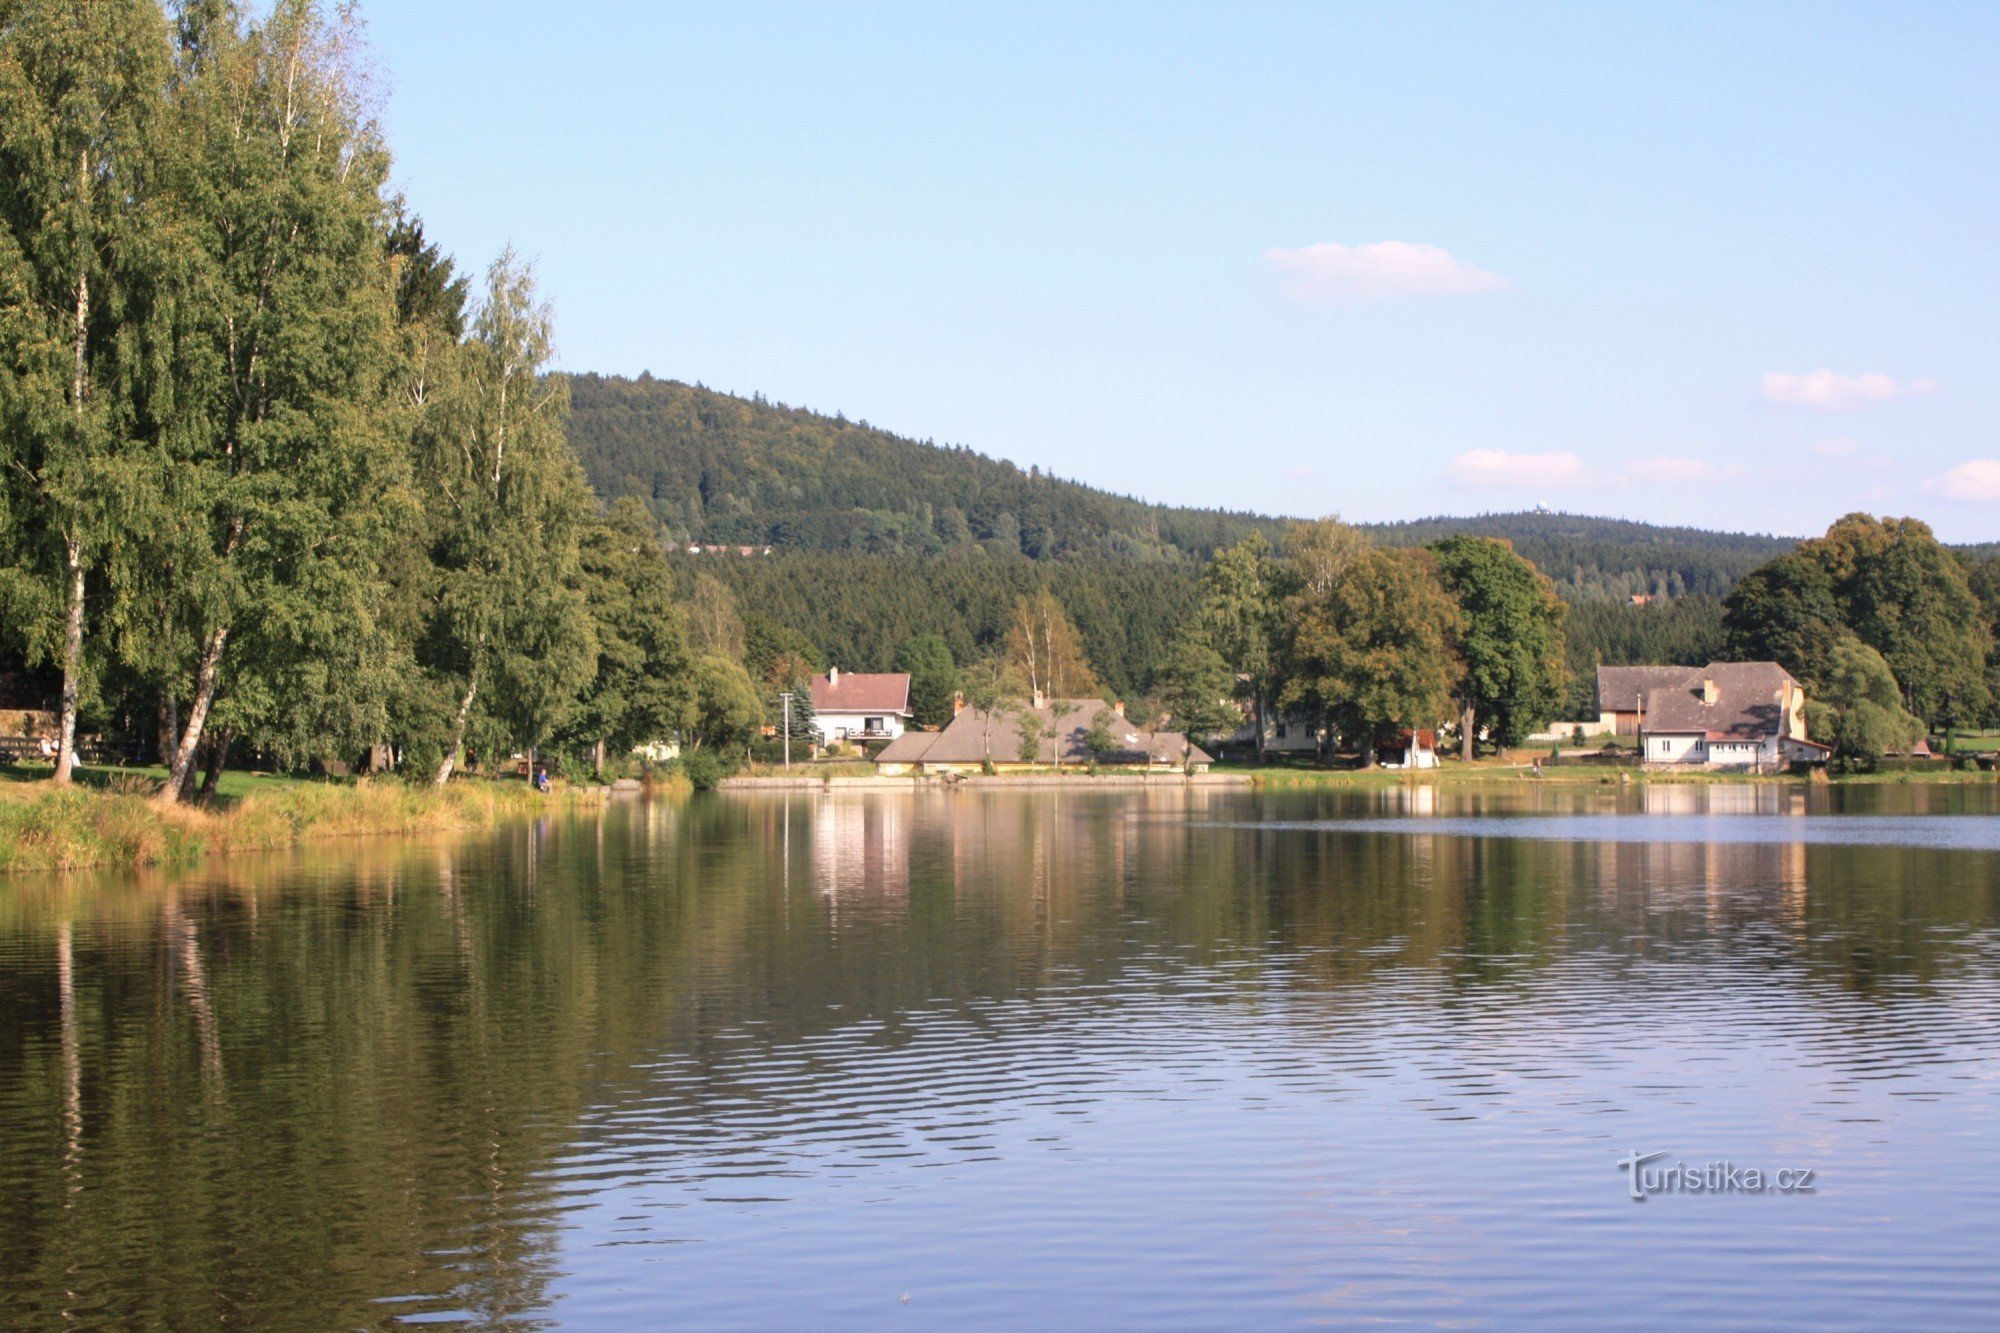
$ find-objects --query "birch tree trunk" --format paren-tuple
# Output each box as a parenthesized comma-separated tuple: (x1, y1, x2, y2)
(159, 627, 229, 805)
(53, 537, 85, 784)
(434, 673, 478, 787)
(52, 231, 90, 787)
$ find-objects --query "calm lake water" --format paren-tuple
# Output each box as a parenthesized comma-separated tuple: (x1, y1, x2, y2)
(4, 783, 2000, 1328)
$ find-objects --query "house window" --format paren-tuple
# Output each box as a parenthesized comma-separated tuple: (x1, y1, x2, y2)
(866, 716, 884, 733)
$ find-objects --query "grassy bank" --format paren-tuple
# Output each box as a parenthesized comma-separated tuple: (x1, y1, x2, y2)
(0, 770, 624, 875)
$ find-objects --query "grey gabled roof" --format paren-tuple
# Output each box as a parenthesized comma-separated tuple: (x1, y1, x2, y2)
(1640, 661, 1799, 740)
(1597, 664, 1701, 712)
(875, 699, 1211, 767)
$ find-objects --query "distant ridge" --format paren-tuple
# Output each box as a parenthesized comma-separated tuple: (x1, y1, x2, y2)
(563, 373, 1791, 598)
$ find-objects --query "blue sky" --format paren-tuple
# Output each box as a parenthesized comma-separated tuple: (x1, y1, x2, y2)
(364, 1, 1999, 539)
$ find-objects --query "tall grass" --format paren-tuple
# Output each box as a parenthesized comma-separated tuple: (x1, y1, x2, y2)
(0, 779, 595, 875)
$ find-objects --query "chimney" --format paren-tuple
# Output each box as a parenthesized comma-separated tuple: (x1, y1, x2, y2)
(828, 666, 840, 688)
(1032, 689, 1048, 710)
(1113, 700, 1125, 717)
(1701, 677, 1718, 705)
(952, 690, 966, 716)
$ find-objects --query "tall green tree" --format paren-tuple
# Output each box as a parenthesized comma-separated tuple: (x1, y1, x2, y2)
(686, 572, 744, 661)
(146, 0, 414, 801)
(417, 250, 596, 784)
(557, 496, 695, 773)
(1730, 514, 1990, 727)
(959, 656, 1006, 767)
(1286, 548, 1461, 767)
(1428, 535, 1567, 759)
(894, 632, 956, 728)
(1156, 625, 1237, 745)
(0, 0, 172, 783)
(1720, 551, 1848, 692)
(688, 653, 761, 751)
(782, 670, 818, 753)
(1194, 534, 1279, 759)
(1805, 514, 1989, 726)
(1806, 634, 1926, 769)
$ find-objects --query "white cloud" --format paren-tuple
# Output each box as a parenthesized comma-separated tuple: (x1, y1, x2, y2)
(1806, 436, 1860, 457)
(1762, 369, 1937, 411)
(1265, 241, 1509, 305)
(1448, 450, 1588, 490)
(1924, 460, 2000, 502)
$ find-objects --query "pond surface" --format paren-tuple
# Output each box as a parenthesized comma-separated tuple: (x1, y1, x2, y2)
(4, 783, 2000, 1328)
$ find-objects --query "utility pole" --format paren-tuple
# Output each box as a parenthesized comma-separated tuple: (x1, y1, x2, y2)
(781, 691, 793, 770)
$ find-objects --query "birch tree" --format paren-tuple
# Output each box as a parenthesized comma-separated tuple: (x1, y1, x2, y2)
(0, 0, 172, 783)
(1003, 587, 1097, 703)
(150, 0, 407, 802)
(418, 250, 595, 784)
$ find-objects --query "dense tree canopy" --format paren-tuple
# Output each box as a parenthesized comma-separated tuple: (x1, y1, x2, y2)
(894, 633, 957, 729)
(1807, 635, 1927, 768)
(1286, 549, 1462, 767)
(1727, 515, 1992, 726)
(1428, 535, 1567, 756)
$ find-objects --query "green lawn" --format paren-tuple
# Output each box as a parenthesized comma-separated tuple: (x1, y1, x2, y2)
(1, 763, 336, 804)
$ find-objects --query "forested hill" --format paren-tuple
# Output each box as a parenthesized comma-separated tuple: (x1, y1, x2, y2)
(1367, 512, 1794, 599)
(563, 372, 1792, 597)
(565, 373, 1281, 561)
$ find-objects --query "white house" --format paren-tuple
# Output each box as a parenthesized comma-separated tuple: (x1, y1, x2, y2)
(809, 668, 914, 745)
(1636, 661, 1829, 770)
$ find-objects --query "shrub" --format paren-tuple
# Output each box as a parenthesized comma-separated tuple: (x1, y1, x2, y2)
(681, 750, 727, 791)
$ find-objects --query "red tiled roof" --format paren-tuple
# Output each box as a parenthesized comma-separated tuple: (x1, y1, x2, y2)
(810, 672, 911, 715)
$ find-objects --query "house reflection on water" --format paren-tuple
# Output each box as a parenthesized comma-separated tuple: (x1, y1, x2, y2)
(772, 786, 1248, 924)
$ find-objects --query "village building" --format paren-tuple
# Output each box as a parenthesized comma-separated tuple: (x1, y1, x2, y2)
(1594, 664, 1706, 737)
(809, 667, 914, 745)
(1214, 674, 1321, 754)
(875, 697, 1211, 775)
(1608, 661, 1830, 769)
(1376, 728, 1440, 769)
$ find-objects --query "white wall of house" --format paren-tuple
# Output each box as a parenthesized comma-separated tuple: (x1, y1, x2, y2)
(816, 710, 908, 744)
(1646, 733, 1705, 763)
(1705, 740, 1762, 769)
(1224, 711, 1319, 753)
(1646, 733, 1787, 767)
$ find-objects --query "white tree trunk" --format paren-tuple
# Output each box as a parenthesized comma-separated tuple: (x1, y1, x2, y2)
(159, 627, 228, 805)
(434, 673, 478, 787)
(53, 538, 84, 785)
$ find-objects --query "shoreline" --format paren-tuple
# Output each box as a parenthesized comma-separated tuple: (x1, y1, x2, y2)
(7, 760, 1988, 876)
(0, 775, 657, 876)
